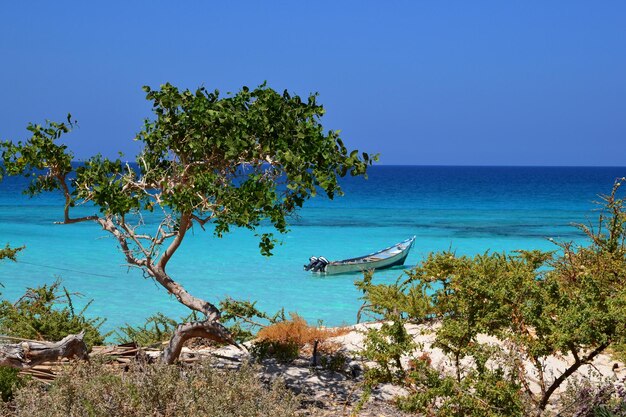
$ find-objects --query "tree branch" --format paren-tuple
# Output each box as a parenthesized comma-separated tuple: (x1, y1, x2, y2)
(161, 319, 238, 364)
(538, 342, 610, 412)
(97, 217, 147, 268)
(157, 212, 191, 270)
(54, 172, 98, 224)
(119, 218, 151, 260)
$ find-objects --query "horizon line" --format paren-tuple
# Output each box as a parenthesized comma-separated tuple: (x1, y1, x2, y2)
(73, 161, 626, 169)
(368, 164, 626, 168)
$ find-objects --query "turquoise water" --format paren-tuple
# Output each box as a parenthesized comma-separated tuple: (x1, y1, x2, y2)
(1, 166, 625, 332)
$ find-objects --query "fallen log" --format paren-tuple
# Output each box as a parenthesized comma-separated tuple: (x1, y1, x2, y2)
(0, 332, 88, 369)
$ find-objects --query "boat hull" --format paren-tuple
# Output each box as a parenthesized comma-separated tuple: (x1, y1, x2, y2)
(310, 236, 415, 275)
(324, 249, 411, 274)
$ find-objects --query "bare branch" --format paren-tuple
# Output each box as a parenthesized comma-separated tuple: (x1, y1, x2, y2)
(119, 220, 151, 260)
(96, 217, 147, 268)
(539, 342, 610, 412)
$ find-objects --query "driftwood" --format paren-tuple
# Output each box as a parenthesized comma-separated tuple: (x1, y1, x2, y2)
(0, 332, 88, 369)
(162, 319, 239, 364)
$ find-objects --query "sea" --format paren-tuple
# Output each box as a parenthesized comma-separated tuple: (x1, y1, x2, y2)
(1, 166, 625, 334)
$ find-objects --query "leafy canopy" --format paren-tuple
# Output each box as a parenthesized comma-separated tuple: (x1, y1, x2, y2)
(1, 83, 376, 257)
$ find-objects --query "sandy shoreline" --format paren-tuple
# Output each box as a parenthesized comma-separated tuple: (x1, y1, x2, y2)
(181, 321, 625, 415)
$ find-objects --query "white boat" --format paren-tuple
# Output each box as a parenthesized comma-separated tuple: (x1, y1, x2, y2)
(304, 236, 416, 275)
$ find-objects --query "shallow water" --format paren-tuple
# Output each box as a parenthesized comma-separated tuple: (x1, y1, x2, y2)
(1, 166, 624, 332)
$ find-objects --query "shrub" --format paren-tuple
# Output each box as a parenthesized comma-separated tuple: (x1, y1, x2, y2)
(0, 280, 106, 348)
(1, 360, 300, 416)
(359, 318, 417, 384)
(257, 313, 347, 347)
(0, 244, 23, 262)
(251, 339, 301, 363)
(399, 347, 525, 417)
(253, 313, 348, 362)
(114, 313, 179, 347)
(319, 351, 348, 372)
(219, 297, 286, 342)
(356, 179, 626, 415)
(0, 367, 23, 402)
(115, 299, 291, 350)
(559, 375, 626, 417)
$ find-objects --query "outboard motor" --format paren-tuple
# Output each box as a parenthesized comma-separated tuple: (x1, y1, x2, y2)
(304, 256, 318, 271)
(311, 256, 329, 273)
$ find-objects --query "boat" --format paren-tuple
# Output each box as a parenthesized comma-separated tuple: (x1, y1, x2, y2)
(304, 236, 416, 275)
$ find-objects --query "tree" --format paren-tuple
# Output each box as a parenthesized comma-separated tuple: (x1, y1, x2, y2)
(357, 179, 626, 416)
(1, 83, 376, 363)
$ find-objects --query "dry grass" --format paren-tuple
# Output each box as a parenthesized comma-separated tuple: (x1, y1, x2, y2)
(257, 313, 349, 355)
(1, 360, 300, 417)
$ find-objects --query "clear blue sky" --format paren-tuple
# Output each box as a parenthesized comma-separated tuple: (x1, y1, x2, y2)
(1, 1, 625, 165)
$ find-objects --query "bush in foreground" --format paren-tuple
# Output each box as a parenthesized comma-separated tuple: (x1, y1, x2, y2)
(114, 312, 180, 347)
(0, 367, 23, 403)
(0, 280, 105, 348)
(356, 179, 626, 416)
(253, 313, 348, 363)
(1, 360, 300, 417)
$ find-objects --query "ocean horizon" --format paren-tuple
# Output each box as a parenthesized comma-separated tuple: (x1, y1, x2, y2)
(1, 165, 625, 334)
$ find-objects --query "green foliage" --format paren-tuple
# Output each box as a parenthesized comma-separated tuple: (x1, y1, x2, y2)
(0, 366, 23, 402)
(0, 84, 375, 355)
(114, 313, 179, 347)
(360, 319, 417, 384)
(0, 244, 23, 262)
(0, 116, 74, 197)
(250, 339, 300, 363)
(559, 375, 626, 417)
(397, 353, 524, 417)
(319, 351, 348, 372)
(0, 280, 106, 348)
(1, 83, 376, 256)
(219, 297, 286, 342)
(357, 179, 626, 415)
(114, 298, 288, 348)
(2, 360, 300, 416)
(356, 270, 432, 323)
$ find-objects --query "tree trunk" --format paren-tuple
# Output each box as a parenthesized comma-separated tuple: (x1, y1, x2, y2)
(148, 267, 222, 321)
(0, 333, 88, 369)
(537, 342, 609, 414)
(161, 318, 238, 364)
(99, 217, 237, 364)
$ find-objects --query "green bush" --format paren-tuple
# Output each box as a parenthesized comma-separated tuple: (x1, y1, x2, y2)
(115, 299, 287, 348)
(219, 297, 286, 343)
(0, 280, 106, 348)
(2, 360, 300, 416)
(250, 339, 300, 363)
(356, 179, 626, 416)
(114, 312, 179, 347)
(0, 244, 23, 262)
(319, 352, 348, 372)
(0, 367, 23, 402)
(397, 349, 525, 417)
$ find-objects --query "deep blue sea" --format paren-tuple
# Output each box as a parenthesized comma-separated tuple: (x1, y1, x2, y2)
(1, 166, 625, 333)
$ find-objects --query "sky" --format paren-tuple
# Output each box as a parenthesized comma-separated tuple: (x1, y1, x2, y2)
(1, 1, 625, 166)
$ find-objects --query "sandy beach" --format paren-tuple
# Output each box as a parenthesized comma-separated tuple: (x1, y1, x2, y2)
(179, 321, 626, 415)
